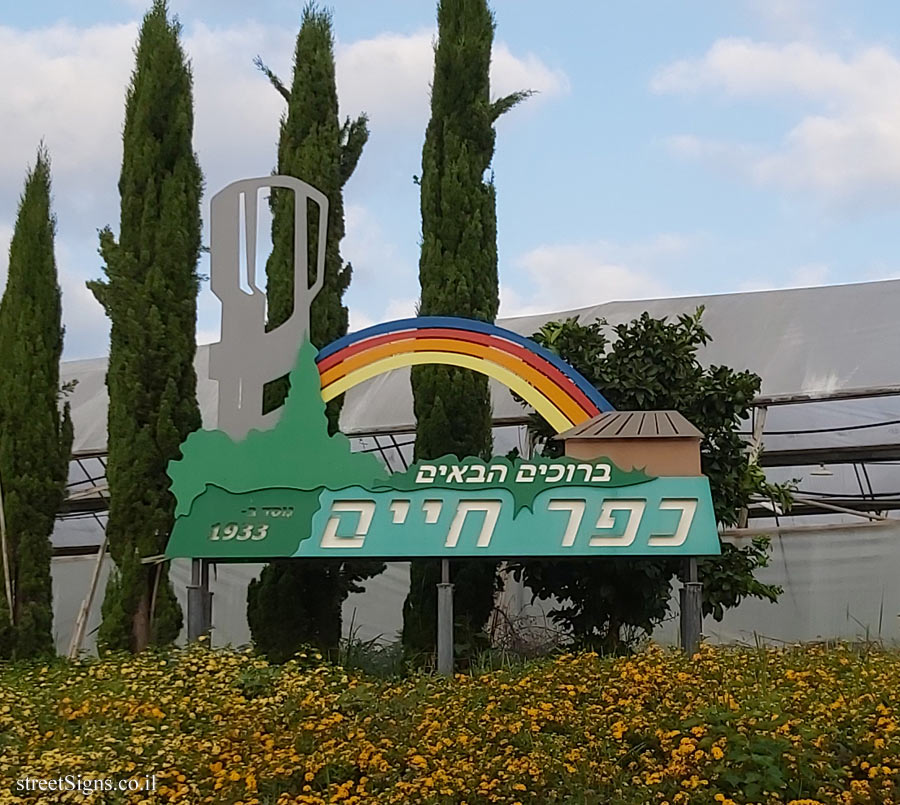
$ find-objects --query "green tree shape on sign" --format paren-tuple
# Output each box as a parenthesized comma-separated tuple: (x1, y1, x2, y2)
(167, 341, 388, 517)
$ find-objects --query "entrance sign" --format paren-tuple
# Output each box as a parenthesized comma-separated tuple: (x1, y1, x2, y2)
(173, 480, 714, 559)
(165, 342, 719, 560)
(167, 466, 718, 560)
(169, 175, 720, 660)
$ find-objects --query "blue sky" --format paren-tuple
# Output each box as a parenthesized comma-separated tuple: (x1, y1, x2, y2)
(4, 0, 900, 358)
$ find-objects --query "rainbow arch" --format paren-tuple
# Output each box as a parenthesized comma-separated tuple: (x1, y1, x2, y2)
(316, 317, 613, 434)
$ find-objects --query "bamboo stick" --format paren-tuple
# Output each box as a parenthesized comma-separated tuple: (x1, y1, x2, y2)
(67, 531, 108, 658)
(0, 471, 13, 624)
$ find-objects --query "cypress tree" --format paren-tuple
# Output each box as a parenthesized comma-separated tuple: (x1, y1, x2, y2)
(0, 147, 72, 660)
(87, 0, 202, 653)
(246, 3, 379, 661)
(403, 0, 529, 655)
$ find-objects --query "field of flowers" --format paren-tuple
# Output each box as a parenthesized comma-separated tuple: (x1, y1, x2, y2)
(1, 642, 898, 804)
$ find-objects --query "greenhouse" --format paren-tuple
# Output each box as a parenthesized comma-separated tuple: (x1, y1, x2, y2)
(55, 279, 900, 654)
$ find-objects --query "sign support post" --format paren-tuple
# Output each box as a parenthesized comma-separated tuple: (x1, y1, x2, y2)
(187, 558, 212, 642)
(437, 558, 454, 675)
(680, 557, 702, 655)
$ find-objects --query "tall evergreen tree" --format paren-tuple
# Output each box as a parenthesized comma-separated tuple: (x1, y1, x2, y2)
(88, 0, 202, 653)
(403, 0, 529, 655)
(246, 3, 379, 661)
(0, 147, 72, 660)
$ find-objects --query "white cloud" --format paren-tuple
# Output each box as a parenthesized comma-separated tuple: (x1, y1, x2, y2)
(348, 296, 417, 334)
(342, 203, 416, 333)
(196, 324, 221, 346)
(612, 232, 695, 263)
(500, 242, 671, 317)
(654, 38, 900, 205)
(335, 30, 569, 131)
(60, 269, 108, 358)
(491, 42, 571, 105)
(188, 22, 294, 189)
(738, 262, 831, 292)
(336, 31, 433, 131)
(791, 263, 831, 285)
(863, 261, 900, 282)
(651, 38, 893, 100)
(384, 297, 417, 320)
(342, 204, 406, 285)
(347, 309, 376, 333)
(0, 23, 136, 189)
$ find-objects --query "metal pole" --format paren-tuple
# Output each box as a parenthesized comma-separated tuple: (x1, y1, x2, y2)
(186, 558, 212, 642)
(0, 471, 14, 623)
(201, 559, 212, 638)
(436, 558, 454, 676)
(679, 557, 702, 655)
(738, 405, 768, 528)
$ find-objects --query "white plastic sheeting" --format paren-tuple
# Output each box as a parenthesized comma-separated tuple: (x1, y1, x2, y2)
(658, 521, 900, 646)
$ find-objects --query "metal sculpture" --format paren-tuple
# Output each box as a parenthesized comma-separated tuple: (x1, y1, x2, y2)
(208, 176, 328, 440)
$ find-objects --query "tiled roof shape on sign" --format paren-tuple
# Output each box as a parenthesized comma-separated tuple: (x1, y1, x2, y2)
(555, 411, 703, 441)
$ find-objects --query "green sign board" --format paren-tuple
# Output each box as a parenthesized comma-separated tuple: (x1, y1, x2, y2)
(165, 343, 720, 560)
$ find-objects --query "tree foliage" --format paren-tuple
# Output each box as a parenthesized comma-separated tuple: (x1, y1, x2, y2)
(87, 0, 202, 652)
(0, 147, 72, 659)
(404, 0, 530, 657)
(246, 3, 382, 660)
(515, 309, 789, 652)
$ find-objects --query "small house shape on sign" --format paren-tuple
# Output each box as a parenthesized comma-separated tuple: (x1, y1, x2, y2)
(555, 411, 703, 477)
